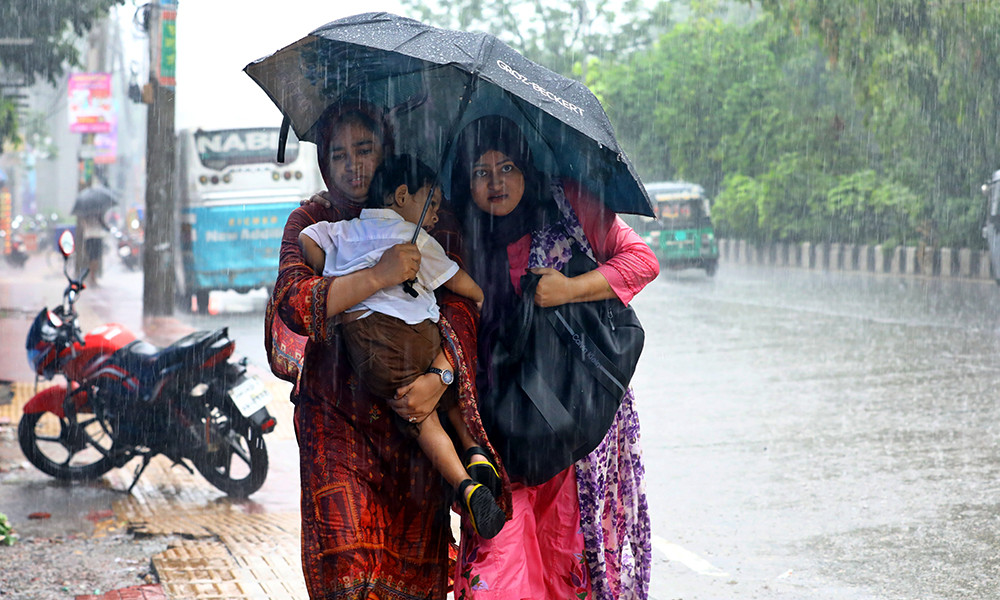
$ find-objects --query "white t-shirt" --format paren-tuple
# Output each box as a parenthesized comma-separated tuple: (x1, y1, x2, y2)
(301, 209, 460, 324)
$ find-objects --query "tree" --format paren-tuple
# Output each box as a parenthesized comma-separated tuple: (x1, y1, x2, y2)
(0, 0, 123, 143)
(750, 0, 1000, 245)
(594, 8, 932, 246)
(595, 14, 864, 189)
(398, 0, 674, 79)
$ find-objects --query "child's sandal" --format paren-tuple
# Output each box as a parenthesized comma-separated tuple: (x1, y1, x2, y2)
(463, 445, 501, 499)
(458, 479, 505, 539)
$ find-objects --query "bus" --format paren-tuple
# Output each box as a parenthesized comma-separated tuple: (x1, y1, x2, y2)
(175, 127, 323, 312)
(628, 181, 719, 276)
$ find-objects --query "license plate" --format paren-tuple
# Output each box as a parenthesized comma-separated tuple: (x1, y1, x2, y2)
(228, 376, 271, 417)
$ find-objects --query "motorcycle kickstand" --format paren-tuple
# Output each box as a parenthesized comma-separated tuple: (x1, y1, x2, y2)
(169, 457, 195, 475)
(127, 455, 152, 494)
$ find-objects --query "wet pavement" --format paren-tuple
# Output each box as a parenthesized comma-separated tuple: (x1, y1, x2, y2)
(5, 251, 1000, 599)
(0, 252, 304, 599)
(635, 265, 1000, 600)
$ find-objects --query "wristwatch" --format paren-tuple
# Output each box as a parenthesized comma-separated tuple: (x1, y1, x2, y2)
(426, 366, 454, 385)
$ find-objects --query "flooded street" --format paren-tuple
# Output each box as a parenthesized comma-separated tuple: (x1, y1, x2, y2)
(633, 265, 1000, 599)
(7, 259, 1000, 598)
(200, 262, 1000, 598)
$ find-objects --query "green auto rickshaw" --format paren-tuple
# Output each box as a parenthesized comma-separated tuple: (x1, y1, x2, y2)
(635, 181, 719, 276)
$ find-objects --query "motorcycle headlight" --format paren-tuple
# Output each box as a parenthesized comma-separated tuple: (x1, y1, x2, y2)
(119, 246, 131, 258)
(25, 309, 61, 377)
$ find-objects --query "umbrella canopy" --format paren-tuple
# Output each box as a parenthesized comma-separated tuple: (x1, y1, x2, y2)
(244, 12, 654, 218)
(71, 186, 118, 217)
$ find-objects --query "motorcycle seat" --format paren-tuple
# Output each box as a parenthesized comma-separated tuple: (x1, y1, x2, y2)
(119, 328, 232, 374)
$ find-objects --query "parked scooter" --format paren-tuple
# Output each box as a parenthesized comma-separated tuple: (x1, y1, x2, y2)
(1, 230, 29, 268)
(111, 226, 142, 271)
(19, 230, 275, 496)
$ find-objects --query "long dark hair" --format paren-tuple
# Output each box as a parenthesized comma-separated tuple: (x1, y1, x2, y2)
(450, 116, 559, 389)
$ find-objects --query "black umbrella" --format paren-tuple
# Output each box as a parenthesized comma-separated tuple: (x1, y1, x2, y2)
(244, 12, 654, 219)
(71, 186, 118, 217)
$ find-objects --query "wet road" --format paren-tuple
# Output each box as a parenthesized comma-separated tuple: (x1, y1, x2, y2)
(15, 261, 1000, 598)
(632, 265, 1000, 600)
(199, 264, 1000, 598)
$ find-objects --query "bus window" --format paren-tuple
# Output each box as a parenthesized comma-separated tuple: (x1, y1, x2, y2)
(658, 200, 702, 229)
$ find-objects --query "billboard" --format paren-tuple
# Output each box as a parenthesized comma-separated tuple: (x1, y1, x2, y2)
(68, 73, 113, 134)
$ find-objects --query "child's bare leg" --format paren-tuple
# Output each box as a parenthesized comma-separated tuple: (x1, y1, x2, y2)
(447, 405, 478, 452)
(415, 410, 472, 489)
(447, 405, 501, 497)
(447, 405, 489, 461)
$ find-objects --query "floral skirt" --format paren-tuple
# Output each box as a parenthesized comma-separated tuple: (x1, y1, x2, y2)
(454, 467, 591, 599)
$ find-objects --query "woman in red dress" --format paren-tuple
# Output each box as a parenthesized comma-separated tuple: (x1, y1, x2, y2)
(264, 101, 498, 599)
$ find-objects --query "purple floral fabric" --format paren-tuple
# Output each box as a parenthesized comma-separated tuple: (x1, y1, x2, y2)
(525, 182, 652, 599)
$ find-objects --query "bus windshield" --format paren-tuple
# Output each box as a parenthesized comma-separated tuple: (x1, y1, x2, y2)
(658, 199, 707, 229)
(194, 128, 300, 171)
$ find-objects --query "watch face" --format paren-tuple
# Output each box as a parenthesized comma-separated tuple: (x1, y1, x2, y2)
(428, 367, 454, 385)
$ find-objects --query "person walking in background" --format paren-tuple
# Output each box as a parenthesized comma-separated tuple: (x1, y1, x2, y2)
(76, 210, 108, 285)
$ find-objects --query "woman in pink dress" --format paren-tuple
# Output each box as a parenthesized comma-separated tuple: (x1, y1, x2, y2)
(448, 115, 658, 599)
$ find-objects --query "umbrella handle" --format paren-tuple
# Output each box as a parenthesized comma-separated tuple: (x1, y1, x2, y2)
(402, 279, 418, 298)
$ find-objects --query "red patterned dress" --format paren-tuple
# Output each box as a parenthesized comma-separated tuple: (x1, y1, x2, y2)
(264, 192, 503, 599)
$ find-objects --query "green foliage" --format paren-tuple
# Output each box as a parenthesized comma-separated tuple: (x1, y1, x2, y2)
(930, 195, 988, 251)
(712, 173, 762, 239)
(596, 14, 866, 190)
(595, 6, 971, 248)
(749, 0, 1000, 246)
(398, 0, 673, 79)
(0, 98, 18, 146)
(826, 170, 923, 246)
(400, 0, 992, 248)
(0, 0, 123, 145)
(0, 512, 17, 546)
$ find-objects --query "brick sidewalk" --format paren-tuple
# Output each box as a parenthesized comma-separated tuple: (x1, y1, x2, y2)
(0, 253, 309, 600)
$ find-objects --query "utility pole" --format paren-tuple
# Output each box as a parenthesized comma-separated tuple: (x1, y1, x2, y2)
(142, 1, 178, 317)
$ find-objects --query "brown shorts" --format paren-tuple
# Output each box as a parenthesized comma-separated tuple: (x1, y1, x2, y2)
(341, 312, 442, 399)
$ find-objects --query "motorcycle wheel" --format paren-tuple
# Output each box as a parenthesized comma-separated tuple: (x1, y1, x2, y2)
(192, 403, 268, 498)
(18, 410, 116, 481)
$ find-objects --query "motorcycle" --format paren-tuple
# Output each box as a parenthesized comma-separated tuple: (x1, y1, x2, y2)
(1, 230, 29, 268)
(111, 226, 142, 271)
(18, 230, 275, 497)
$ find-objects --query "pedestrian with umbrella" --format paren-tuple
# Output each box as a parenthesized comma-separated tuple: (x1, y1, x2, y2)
(441, 115, 657, 598)
(72, 185, 118, 285)
(262, 99, 471, 597)
(248, 12, 657, 598)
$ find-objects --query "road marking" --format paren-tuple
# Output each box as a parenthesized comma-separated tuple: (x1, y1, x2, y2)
(653, 536, 730, 577)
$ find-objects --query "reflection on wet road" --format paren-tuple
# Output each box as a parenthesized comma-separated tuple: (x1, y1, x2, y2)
(633, 265, 1000, 599)
(69, 264, 1000, 599)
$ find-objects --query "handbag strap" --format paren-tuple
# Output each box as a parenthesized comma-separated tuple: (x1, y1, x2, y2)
(544, 307, 629, 398)
(517, 356, 584, 448)
(506, 271, 541, 361)
(509, 240, 592, 359)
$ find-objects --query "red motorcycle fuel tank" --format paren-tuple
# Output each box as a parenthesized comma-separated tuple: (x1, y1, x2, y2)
(60, 323, 137, 382)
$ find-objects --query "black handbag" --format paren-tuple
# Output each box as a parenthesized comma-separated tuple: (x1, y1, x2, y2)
(479, 246, 645, 486)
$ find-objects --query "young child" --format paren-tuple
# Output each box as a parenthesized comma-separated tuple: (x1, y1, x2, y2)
(299, 154, 505, 538)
